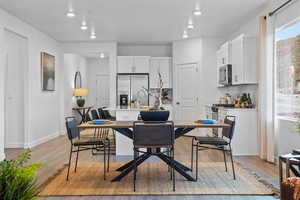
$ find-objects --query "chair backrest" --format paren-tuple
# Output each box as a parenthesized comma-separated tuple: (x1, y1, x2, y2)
(65, 117, 80, 141)
(98, 108, 106, 119)
(91, 109, 100, 120)
(85, 113, 92, 121)
(222, 116, 236, 141)
(133, 121, 174, 147)
(103, 110, 112, 119)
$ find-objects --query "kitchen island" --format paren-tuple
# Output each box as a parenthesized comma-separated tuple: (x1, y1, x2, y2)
(105, 105, 173, 155)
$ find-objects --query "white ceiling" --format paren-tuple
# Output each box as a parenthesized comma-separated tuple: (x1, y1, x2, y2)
(0, 0, 269, 43)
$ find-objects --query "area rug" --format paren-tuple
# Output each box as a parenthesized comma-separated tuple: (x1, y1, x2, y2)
(40, 162, 274, 196)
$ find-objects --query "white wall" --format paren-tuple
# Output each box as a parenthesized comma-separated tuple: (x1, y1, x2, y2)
(63, 54, 87, 118)
(86, 57, 110, 106)
(173, 37, 224, 109)
(62, 42, 117, 108)
(0, 7, 64, 155)
(117, 44, 172, 57)
(0, 49, 5, 160)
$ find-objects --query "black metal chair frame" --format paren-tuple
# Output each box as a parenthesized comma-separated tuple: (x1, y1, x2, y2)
(65, 117, 110, 181)
(279, 153, 300, 183)
(132, 121, 176, 192)
(191, 116, 236, 180)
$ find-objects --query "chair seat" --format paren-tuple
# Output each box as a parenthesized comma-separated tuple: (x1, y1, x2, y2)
(73, 138, 105, 146)
(195, 136, 229, 145)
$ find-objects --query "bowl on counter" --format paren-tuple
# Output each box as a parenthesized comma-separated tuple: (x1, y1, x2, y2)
(140, 110, 170, 121)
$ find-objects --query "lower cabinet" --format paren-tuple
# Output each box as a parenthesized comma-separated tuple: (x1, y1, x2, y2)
(205, 106, 258, 156)
(226, 109, 258, 156)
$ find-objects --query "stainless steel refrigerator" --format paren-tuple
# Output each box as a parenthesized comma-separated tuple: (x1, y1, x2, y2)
(116, 73, 149, 106)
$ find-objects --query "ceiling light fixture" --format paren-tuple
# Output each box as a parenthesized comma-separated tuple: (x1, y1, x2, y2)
(182, 31, 188, 39)
(193, 9, 202, 16)
(193, 3, 202, 16)
(81, 21, 88, 30)
(100, 53, 105, 58)
(66, 10, 76, 18)
(187, 19, 194, 29)
(90, 31, 96, 39)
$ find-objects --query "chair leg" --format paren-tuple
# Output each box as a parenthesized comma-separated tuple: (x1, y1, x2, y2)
(191, 138, 194, 172)
(172, 146, 175, 192)
(66, 145, 73, 181)
(103, 144, 106, 180)
(75, 146, 79, 172)
(196, 143, 199, 181)
(229, 145, 236, 180)
(133, 148, 137, 192)
(222, 149, 228, 172)
(107, 140, 110, 172)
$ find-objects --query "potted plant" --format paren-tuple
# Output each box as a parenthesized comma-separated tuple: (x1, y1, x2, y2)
(0, 150, 43, 200)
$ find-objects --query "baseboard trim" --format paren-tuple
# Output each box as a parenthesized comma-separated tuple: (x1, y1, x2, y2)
(24, 131, 60, 148)
(5, 143, 24, 148)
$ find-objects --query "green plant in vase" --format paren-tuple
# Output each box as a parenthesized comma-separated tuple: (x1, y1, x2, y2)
(0, 150, 43, 200)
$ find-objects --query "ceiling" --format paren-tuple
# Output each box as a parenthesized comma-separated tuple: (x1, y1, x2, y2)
(0, 0, 270, 43)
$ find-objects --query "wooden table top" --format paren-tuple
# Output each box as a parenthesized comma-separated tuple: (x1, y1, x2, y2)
(77, 120, 230, 129)
(72, 106, 93, 110)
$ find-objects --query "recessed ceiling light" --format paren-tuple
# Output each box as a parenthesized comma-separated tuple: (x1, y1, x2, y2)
(182, 31, 188, 39)
(193, 9, 202, 16)
(187, 19, 194, 29)
(100, 53, 105, 58)
(90, 34, 96, 39)
(81, 21, 88, 30)
(66, 10, 76, 18)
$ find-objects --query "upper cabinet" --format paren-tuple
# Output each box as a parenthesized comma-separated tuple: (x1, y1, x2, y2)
(150, 57, 172, 88)
(219, 42, 231, 66)
(117, 56, 150, 73)
(217, 34, 257, 86)
(231, 34, 257, 85)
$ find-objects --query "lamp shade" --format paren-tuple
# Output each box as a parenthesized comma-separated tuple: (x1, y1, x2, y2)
(73, 88, 89, 97)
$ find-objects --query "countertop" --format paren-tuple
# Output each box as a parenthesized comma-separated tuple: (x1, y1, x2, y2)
(105, 105, 173, 111)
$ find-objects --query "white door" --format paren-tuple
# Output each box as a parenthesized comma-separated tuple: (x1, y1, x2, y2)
(4, 30, 27, 148)
(96, 74, 110, 108)
(117, 56, 133, 73)
(175, 63, 199, 136)
(133, 56, 149, 73)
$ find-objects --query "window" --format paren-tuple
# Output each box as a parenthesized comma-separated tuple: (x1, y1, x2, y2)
(276, 21, 300, 119)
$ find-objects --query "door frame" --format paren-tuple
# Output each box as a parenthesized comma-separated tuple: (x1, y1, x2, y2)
(3, 28, 29, 149)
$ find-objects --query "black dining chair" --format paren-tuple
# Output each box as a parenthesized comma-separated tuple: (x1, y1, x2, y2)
(98, 107, 116, 147)
(91, 109, 100, 120)
(191, 116, 236, 180)
(65, 117, 110, 181)
(133, 121, 175, 192)
(98, 107, 106, 119)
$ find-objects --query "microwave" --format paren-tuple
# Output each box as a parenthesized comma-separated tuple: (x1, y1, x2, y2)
(219, 64, 232, 85)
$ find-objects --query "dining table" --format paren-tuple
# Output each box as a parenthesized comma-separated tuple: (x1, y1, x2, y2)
(78, 120, 230, 182)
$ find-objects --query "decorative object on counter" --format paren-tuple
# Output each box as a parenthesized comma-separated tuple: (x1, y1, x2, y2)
(130, 100, 136, 108)
(143, 71, 164, 109)
(140, 110, 170, 121)
(73, 88, 89, 107)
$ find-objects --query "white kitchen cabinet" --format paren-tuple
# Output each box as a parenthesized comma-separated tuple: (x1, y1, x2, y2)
(219, 42, 231, 65)
(231, 34, 257, 85)
(117, 56, 150, 73)
(150, 57, 172, 88)
(225, 108, 258, 156)
(133, 56, 150, 73)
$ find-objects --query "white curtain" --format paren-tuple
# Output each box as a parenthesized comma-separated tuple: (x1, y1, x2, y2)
(258, 15, 276, 162)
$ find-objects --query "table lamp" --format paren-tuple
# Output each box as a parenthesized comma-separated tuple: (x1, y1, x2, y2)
(73, 88, 89, 107)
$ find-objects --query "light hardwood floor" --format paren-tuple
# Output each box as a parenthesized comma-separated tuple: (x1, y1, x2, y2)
(5, 133, 278, 200)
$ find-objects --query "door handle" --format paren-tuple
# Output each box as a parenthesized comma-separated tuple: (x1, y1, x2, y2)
(176, 102, 180, 105)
